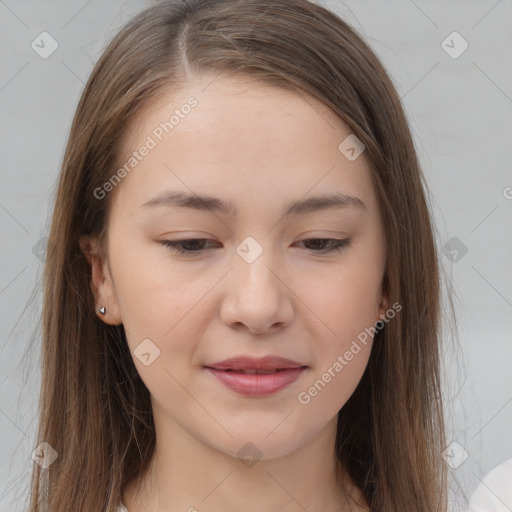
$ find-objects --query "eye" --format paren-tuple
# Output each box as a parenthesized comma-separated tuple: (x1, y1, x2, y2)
(159, 237, 351, 255)
(159, 238, 220, 254)
(294, 238, 351, 253)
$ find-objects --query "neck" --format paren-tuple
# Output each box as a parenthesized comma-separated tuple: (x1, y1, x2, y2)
(122, 410, 367, 512)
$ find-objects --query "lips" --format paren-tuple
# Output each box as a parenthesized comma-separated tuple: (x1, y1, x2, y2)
(218, 368, 282, 375)
(204, 356, 307, 396)
(205, 355, 306, 372)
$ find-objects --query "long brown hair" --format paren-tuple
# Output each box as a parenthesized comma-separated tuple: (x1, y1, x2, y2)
(27, 0, 447, 510)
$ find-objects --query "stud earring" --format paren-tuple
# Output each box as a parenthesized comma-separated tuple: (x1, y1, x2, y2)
(98, 306, 106, 315)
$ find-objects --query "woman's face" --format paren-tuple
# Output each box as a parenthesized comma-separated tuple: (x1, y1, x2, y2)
(81, 75, 388, 460)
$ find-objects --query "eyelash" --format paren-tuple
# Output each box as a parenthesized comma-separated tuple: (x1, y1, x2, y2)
(159, 238, 351, 255)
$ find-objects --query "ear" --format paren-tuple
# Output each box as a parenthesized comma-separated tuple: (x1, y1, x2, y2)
(375, 288, 390, 324)
(79, 235, 123, 326)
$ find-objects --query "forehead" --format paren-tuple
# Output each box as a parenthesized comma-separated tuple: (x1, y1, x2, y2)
(111, 75, 376, 216)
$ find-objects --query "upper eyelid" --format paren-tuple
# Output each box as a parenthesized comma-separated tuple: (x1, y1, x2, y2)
(160, 236, 348, 243)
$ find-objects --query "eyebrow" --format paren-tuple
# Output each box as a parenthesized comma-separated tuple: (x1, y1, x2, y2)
(140, 190, 366, 216)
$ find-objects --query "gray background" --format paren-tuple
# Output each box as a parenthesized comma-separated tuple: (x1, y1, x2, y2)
(0, 0, 511, 510)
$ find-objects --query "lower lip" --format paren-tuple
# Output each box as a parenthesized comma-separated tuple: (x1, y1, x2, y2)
(205, 367, 306, 396)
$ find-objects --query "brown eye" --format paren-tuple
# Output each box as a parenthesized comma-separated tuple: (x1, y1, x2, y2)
(295, 238, 351, 253)
(160, 239, 221, 254)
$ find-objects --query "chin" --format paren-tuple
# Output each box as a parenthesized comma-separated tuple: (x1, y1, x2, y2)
(205, 421, 318, 463)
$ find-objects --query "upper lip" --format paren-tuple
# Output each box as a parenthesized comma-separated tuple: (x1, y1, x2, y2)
(205, 356, 307, 371)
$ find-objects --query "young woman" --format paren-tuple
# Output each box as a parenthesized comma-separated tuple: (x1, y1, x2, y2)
(28, 0, 448, 510)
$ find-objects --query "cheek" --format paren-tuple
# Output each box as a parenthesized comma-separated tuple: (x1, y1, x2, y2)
(296, 344, 371, 423)
(299, 264, 383, 342)
(294, 265, 381, 411)
(296, 273, 376, 415)
(109, 244, 208, 372)
(111, 234, 196, 320)
(119, 279, 206, 414)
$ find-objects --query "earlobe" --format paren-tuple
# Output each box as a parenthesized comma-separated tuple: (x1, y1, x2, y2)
(79, 235, 123, 326)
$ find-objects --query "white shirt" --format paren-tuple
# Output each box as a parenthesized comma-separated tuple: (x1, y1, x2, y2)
(468, 458, 512, 512)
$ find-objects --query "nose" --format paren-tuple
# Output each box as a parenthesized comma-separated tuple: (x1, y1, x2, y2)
(219, 252, 294, 335)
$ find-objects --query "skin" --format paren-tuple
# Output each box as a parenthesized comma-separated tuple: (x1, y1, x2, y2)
(80, 74, 388, 512)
